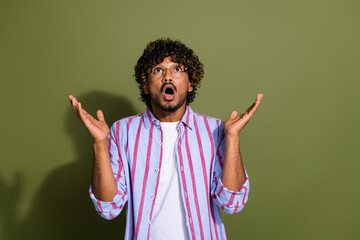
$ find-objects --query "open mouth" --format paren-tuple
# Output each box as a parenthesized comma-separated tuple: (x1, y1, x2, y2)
(163, 84, 175, 101)
(165, 87, 174, 95)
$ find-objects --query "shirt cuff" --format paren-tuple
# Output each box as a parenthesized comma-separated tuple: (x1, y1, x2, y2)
(213, 175, 250, 214)
(89, 183, 127, 216)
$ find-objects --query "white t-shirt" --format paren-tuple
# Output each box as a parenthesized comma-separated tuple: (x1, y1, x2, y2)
(149, 121, 189, 240)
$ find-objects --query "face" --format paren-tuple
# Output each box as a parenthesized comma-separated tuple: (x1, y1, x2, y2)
(144, 56, 193, 113)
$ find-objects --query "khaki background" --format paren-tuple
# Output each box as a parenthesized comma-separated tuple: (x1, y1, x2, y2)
(1, 0, 359, 239)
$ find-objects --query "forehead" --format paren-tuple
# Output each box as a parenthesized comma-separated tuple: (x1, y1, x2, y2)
(154, 56, 180, 67)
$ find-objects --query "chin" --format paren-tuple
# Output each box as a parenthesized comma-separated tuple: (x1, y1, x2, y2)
(159, 102, 182, 112)
(152, 98, 186, 113)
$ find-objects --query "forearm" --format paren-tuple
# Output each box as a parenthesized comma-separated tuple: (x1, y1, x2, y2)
(221, 135, 246, 191)
(91, 140, 117, 202)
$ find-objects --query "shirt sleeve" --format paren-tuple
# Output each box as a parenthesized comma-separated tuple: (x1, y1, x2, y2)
(210, 121, 250, 215)
(89, 121, 128, 220)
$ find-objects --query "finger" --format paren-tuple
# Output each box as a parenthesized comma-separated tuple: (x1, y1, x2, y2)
(245, 102, 256, 114)
(229, 110, 238, 119)
(69, 95, 78, 109)
(69, 95, 78, 105)
(239, 112, 246, 119)
(246, 93, 263, 117)
(97, 110, 106, 123)
(69, 97, 81, 118)
(78, 102, 88, 123)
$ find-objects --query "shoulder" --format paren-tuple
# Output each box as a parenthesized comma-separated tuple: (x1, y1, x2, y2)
(110, 113, 143, 133)
(193, 111, 223, 128)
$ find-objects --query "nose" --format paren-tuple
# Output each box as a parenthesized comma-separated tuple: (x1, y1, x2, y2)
(163, 68, 172, 83)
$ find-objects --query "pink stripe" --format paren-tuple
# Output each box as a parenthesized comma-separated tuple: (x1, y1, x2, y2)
(115, 121, 123, 182)
(203, 116, 215, 167)
(215, 119, 225, 169)
(210, 201, 220, 240)
(193, 114, 214, 240)
(193, 115, 209, 194)
(146, 108, 153, 125)
(108, 132, 113, 153)
(147, 127, 164, 239)
(241, 186, 248, 206)
(177, 127, 196, 240)
(122, 190, 127, 201)
(218, 185, 225, 196)
(131, 117, 143, 240)
(125, 117, 133, 155)
(203, 116, 218, 240)
(214, 174, 218, 185)
(233, 201, 240, 214)
(97, 200, 103, 212)
(135, 124, 154, 239)
(225, 192, 236, 207)
(216, 147, 223, 169)
(216, 133, 225, 170)
(89, 191, 93, 195)
(131, 118, 143, 186)
(124, 116, 140, 234)
(185, 126, 205, 240)
(110, 212, 115, 219)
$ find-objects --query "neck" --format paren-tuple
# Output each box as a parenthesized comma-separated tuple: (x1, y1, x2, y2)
(150, 103, 187, 122)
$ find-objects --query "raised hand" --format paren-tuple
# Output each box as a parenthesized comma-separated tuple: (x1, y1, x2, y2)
(223, 94, 263, 137)
(69, 95, 110, 143)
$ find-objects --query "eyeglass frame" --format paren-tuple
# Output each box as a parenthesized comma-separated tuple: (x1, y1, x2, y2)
(147, 64, 188, 79)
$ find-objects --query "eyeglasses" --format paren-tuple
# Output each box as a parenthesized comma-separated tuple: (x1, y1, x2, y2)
(149, 65, 188, 79)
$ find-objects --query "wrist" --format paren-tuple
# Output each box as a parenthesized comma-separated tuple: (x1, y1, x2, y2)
(225, 132, 240, 141)
(93, 138, 108, 147)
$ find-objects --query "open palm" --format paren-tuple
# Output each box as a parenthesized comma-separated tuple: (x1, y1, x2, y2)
(69, 95, 110, 143)
(223, 94, 263, 137)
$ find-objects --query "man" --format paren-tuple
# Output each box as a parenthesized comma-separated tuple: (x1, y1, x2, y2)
(69, 38, 263, 239)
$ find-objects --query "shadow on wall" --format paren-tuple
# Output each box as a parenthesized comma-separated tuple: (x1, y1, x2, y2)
(2, 91, 138, 240)
(0, 172, 23, 240)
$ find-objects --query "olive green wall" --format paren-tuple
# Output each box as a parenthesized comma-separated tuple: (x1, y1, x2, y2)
(1, 0, 359, 239)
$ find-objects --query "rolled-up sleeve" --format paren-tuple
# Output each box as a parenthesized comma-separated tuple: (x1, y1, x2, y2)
(211, 169, 250, 214)
(211, 122, 250, 215)
(89, 121, 128, 220)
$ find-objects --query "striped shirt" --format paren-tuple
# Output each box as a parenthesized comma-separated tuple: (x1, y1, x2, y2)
(89, 106, 250, 240)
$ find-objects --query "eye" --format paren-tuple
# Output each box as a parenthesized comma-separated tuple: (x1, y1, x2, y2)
(173, 66, 183, 73)
(153, 67, 163, 74)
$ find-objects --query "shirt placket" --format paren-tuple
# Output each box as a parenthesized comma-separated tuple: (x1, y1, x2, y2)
(175, 123, 195, 240)
(146, 120, 163, 236)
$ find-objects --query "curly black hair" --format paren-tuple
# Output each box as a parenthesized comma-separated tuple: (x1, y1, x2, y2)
(134, 38, 204, 107)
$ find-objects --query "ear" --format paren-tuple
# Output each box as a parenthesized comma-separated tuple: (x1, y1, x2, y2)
(188, 82, 193, 92)
(143, 82, 149, 94)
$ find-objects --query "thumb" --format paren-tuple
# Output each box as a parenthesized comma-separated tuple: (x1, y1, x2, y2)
(229, 110, 238, 119)
(97, 110, 106, 122)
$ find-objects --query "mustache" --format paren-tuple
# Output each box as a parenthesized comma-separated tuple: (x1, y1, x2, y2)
(161, 83, 177, 92)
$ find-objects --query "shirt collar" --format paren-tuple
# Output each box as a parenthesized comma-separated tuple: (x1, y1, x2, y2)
(142, 105, 194, 130)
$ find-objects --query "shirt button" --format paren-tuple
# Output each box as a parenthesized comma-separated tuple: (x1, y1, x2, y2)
(180, 166, 184, 171)
(155, 168, 159, 172)
(189, 218, 192, 224)
(155, 121, 159, 125)
(148, 220, 151, 224)
(158, 142, 162, 146)
(151, 195, 155, 199)
(184, 192, 187, 198)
